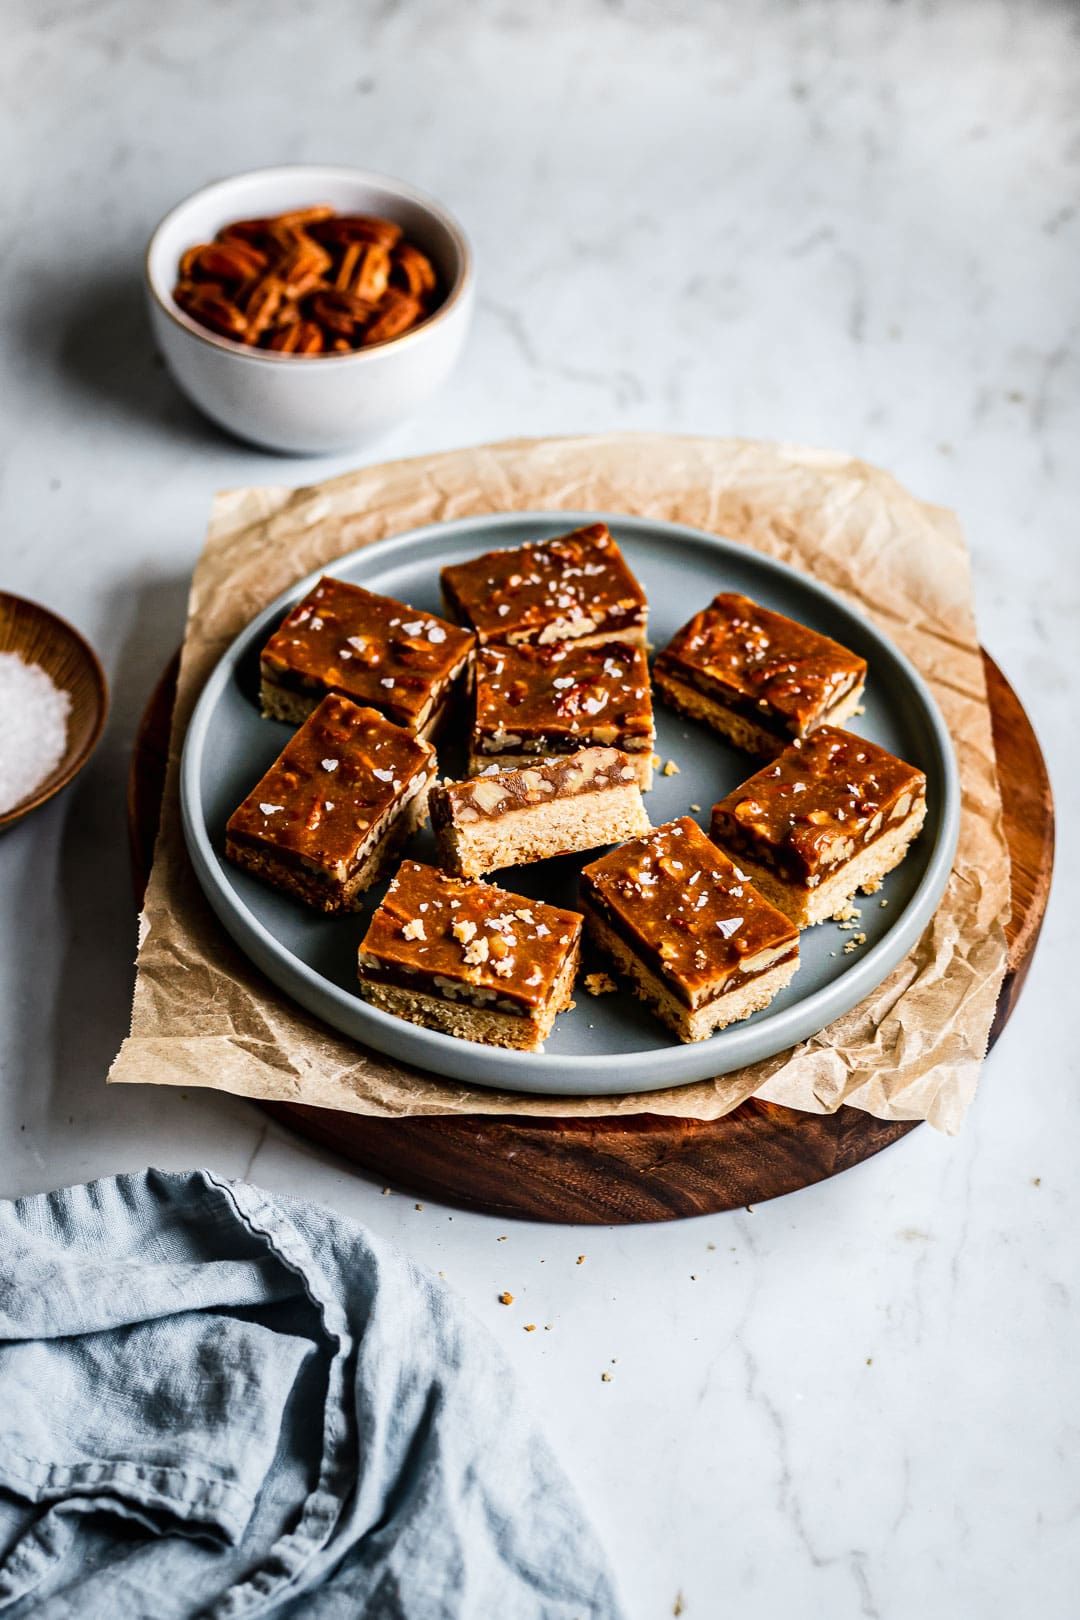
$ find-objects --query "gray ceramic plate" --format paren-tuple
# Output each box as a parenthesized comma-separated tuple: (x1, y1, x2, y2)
(180, 511, 960, 1096)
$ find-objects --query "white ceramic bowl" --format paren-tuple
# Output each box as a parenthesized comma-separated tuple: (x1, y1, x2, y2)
(145, 165, 475, 454)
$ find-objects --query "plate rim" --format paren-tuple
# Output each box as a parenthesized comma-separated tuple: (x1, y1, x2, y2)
(180, 509, 961, 1095)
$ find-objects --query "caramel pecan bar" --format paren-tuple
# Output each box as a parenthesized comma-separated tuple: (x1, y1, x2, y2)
(653, 593, 867, 758)
(579, 817, 799, 1042)
(440, 522, 647, 648)
(469, 640, 656, 788)
(709, 725, 927, 928)
(225, 695, 436, 912)
(260, 576, 475, 736)
(357, 860, 582, 1051)
(430, 747, 651, 879)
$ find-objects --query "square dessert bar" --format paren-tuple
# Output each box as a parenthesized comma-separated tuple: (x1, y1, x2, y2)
(440, 522, 647, 648)
(225, 695, 437, 912)
(654, 592, 867, 758)
(357, 860, 582, 1051)
(259, 576, 475, 736)
(709, 725, 928, 928)
(469, 640, 656, 788)
(580, 817, 799, 1042)
(430, 747, 651, 879)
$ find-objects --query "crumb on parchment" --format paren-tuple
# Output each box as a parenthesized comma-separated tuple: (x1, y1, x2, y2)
(576, 1255, 585, 1265)
(498, 1291, 513, 1305)
(524, 1323, 536, 1332)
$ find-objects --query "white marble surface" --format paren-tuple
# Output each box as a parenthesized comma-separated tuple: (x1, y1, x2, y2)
(2, 2, 1078, 1615)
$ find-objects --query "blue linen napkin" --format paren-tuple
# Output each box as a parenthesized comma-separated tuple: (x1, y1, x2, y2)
(0, 1171, 623, 1619)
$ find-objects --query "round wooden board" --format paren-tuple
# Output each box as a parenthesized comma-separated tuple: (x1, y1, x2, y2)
(129, 652, 1053, 1223)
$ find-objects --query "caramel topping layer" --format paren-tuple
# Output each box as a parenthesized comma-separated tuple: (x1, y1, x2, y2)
(261, 576, 475, 730)
(581, 817, 798, 1004)
(432, 747, 640, 827)
(441, 523, 647, 646)
(358, 861, 581, 1012)
(710, 725, 927, 882)
(472, 640, 654, 754)
(227, 695, 434, 869)
(655, 592, 866, 734)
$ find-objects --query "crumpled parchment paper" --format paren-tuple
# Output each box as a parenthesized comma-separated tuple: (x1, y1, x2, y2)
(108, 435, 1010, 1134)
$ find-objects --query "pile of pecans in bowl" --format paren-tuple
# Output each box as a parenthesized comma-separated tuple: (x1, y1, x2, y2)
(172, 207, 441, 354)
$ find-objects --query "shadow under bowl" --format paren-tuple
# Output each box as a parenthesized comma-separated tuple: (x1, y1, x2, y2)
(0, 594, 108, 831)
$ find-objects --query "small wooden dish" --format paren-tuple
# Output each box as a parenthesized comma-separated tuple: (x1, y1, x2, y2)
(0, 593, 108, 831)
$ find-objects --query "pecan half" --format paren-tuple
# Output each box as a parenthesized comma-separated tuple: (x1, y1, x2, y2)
(362, 288, 424, 345)
(268, 320, 324, 353)
(187, 240, 268, 283)
(391, 242, 437, 299)
(309, 214, 403, 251)
(243, 275, 285, 340)
(175, 284, 249, 339)
(309, 289, 377, 338)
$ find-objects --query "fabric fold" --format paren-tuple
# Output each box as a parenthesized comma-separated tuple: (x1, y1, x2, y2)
(0, 1171, 622, 1620)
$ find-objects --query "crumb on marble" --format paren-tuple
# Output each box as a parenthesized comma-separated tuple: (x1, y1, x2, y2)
(524, 1323, 536, 1332)
(498, 1291, 514, 1305)
(601, 1370, 612, 1382)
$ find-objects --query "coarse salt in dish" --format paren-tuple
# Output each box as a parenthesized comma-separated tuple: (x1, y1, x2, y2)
(0, 652, 71, 814)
